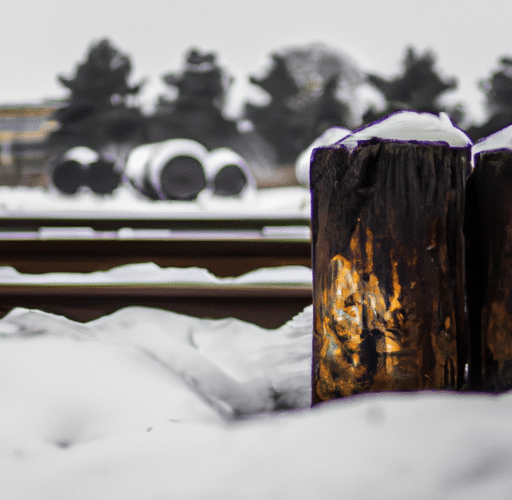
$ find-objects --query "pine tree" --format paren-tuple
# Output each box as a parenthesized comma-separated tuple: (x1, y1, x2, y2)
(364, 46, 461, 124)
(49, 39, 146, 149)
(244, 53, 302, 164)
(468, 56, 512, 140)
(150, 48, 237, 148)
(244, 44, 356, 165)
(55, 39, 143, 127)
(480, 56, 512, 113)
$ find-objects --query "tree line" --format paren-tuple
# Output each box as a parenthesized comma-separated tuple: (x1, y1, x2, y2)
(46, 38, 512, 171)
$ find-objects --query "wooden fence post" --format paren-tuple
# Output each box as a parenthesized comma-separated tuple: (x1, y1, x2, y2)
(465, 127, 512, 391)
(310, 112, 472, 404)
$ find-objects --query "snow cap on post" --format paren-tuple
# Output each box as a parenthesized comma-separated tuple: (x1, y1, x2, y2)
(340, 111, 471, 152)
(472, 122, 512, 157)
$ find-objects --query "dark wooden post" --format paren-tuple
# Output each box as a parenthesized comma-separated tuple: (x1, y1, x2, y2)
(311, 115, 471, 404)
(465, 136, 512, 391)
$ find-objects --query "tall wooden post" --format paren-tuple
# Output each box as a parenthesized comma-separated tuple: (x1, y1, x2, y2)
(311, 127, 471, 404)
(465, 141, 512, 391)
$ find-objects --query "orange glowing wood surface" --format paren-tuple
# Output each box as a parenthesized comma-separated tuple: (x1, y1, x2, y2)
(311, 140, 470, 403)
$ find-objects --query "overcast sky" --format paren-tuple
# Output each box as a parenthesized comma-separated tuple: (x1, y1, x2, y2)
(2, 0, 512, 123)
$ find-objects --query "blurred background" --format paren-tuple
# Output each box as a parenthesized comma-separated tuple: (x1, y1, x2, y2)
(1, 0, 512, 193)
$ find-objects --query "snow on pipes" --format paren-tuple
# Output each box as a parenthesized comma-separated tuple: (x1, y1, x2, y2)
(51, 146, 122, 195)
(124, 140, 254, 201)
(203, 148, 255, 198)
(51, 146, 98, 195)
(310, 111, 472, 404)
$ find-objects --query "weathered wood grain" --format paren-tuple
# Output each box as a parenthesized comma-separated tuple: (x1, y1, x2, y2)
(465, 149, 512, 391)
(311, 139, 470, 403)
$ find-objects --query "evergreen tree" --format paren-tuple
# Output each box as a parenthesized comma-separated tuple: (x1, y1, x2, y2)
(481, 56, 512, 113)
(364, 46, 461, 124)
(55, 39, 143, 128)
(243, 44, 356, 165)
(162, 49, 227, 112)
(58, 39, 142, 110)
(48, 39, 146, 149)
(244, 53, 302, 164)
(150, 48, 237, 148)
(468, 56, 512, 141)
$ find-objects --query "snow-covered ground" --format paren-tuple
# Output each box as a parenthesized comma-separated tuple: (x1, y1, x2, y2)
(0, 263, 313, 285)
(1, 304, 512, 499)
(0, 184, 311, 216)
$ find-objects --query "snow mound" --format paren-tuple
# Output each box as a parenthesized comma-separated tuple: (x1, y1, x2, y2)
(2, 305, 512, 498)
(0, 305, 313, 421)
(0, 263, 312, 285)
(341, 111, 472, 152)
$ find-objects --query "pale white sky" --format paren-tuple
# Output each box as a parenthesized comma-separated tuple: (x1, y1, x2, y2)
(2, 0, 511, 123)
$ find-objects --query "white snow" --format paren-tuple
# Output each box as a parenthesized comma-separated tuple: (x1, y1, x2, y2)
(1, 303, 512, 499)
(341, 111, 472, 152)
(472, 123, 512, 157)
(60, 146, 100, 165)
(0, 263, 312, 285)
(295, 126, 351, 186)
(0, 184, 310, 215)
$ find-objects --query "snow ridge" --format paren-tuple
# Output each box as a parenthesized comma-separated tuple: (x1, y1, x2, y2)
(340, 111, 472, 152)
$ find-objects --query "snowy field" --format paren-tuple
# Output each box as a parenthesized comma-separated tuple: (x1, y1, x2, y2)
(1, 304, 512, 499)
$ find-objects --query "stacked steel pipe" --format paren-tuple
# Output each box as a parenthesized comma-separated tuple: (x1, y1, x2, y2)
(125, 139, 255, 201)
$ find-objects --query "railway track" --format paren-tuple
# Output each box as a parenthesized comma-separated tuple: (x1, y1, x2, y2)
(0, 212, 312, 328)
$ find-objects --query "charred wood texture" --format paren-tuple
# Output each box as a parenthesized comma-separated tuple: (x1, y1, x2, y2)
(465, 150, 512, 391)
(311, 140, 470, 404)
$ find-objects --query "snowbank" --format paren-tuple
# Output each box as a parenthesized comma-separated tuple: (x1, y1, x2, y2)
(1, 305, 512, 499)
(0, 263, 312, 285)
(0, 184, 310, 215)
